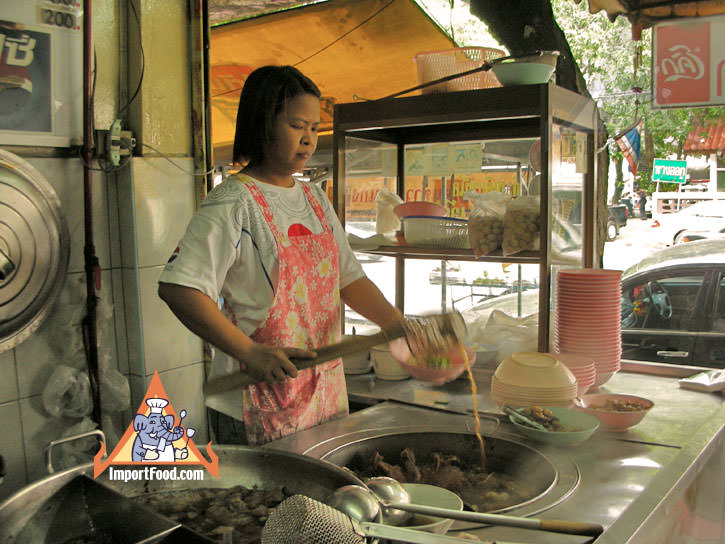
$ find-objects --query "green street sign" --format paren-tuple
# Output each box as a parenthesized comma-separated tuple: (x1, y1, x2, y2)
(652, 158, 687, 183)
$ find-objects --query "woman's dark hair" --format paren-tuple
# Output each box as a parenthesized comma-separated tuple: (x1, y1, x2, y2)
(232, 65, 321, 165)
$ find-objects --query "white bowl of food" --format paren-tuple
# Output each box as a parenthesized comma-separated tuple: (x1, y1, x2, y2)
(371, 344, 410, 381)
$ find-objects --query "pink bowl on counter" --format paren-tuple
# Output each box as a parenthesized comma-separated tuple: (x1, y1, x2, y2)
(575, 393, 654, 431)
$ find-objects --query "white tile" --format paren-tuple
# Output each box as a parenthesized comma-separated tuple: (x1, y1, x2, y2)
(116, 164, 137, 269)
(122, 267, 144, 376)
(155, 363, 208, 444)
(15, 273, 86, 398)
(131, 158, 197, 269)
(27, 158, 111, 274)
(110, 268, 129, 375)
(128, 373, 148, 416)
(0, 349, 18, 403)
(18, 396, 60, 483)
(139, 265, 204, 374)
(0, 401, 28, 501)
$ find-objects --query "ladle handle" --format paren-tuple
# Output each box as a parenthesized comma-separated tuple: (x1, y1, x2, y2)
(203, 325, 405, 396)
(385, 501, 604, 537)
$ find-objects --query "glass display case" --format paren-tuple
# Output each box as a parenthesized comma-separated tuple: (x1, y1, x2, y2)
(332, 83, 599, 351)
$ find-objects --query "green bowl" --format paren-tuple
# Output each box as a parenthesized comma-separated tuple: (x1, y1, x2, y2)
(508, 406, 600, 446)
(491, 61, 556, 86)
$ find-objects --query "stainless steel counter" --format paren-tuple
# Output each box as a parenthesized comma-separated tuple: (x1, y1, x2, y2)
(267, 368, 725, 543)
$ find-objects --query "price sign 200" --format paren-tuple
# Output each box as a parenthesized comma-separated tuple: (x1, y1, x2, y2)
(39, 7, 81, 31)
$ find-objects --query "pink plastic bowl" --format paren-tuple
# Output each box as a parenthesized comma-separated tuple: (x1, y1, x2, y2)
(391, 338, 476, 385)
(576, 393, 653, 431)
(394, 201, 447, 218)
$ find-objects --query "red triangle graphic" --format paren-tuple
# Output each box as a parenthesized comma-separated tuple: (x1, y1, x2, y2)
(94, 371, 218, 477)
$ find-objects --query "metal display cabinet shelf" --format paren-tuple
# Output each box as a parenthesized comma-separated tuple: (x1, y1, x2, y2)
(332, 83, 600, 352)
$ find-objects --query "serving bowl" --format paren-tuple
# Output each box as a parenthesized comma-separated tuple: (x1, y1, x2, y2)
(394, 201, 447, 218)
(371, 344, 410, 381)
(508, 406, 600, 447)
(575, 393, 654, 431)
(391, 339, 476, 385)
(400, 483, 464, 534)
(490, 51, 559, 86)
(494, 352, 577, 389)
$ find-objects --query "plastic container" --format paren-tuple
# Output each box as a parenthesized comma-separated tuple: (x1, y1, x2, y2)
(414, 47, 505, 94)
(401, 216, 470, 249)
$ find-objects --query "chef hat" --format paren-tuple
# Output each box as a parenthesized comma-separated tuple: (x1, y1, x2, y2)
(146, 397, 169, 414)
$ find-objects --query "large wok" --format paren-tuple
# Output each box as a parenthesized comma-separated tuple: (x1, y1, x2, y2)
(0, 443, 365, 543)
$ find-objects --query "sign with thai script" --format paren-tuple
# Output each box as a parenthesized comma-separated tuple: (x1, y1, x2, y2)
(653, 15, 725, 108)
(652, 158, 687, 183)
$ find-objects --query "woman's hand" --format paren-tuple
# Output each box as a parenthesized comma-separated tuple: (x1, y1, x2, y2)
(238, 344, 317, 383)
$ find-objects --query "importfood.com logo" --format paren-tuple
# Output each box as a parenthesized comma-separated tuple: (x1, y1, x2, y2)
(94, 372, 218, 479)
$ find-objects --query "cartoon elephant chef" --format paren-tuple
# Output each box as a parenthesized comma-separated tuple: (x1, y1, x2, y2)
(132, 398, 186, 461)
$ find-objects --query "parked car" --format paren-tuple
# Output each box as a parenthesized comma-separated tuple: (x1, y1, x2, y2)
(651, 199, 725, 246)
(673, 229, 725, 244)
(467, 239, 725, 368)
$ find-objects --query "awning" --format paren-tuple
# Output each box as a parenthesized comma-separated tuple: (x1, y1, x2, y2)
(574, 0, 725, 30)
(210, 0, 457, 166)
(684, 121, 725, 154)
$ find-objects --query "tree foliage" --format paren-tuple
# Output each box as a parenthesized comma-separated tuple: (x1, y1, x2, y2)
(550, 0, 724, 192)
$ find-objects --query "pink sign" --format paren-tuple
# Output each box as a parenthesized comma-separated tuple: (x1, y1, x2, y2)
(653, 16, 725, 107)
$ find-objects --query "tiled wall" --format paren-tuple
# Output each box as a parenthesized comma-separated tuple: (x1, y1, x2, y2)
(0, 156, 205, 501)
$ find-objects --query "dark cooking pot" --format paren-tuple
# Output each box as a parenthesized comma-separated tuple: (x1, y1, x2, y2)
(0, 441, 365, 544)
(319, 430, 580, 518)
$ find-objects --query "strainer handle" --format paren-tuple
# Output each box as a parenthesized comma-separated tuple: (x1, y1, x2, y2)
(360, 521, 478, 542)
(45, 429, 107, 474)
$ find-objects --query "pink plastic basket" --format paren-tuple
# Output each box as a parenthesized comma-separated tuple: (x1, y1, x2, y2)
(414, 47, 505, 94)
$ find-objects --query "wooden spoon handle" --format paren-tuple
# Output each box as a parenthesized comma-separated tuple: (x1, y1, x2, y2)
(203, 324, 406, 396)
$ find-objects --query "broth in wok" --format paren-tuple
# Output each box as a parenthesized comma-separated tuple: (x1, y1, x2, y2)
(349, 445, 540, 513)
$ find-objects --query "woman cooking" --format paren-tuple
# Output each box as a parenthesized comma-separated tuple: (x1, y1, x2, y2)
(158, 65, 402, 446)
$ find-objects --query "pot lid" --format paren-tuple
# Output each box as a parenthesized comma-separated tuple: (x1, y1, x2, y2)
(0, 149, 69, 353)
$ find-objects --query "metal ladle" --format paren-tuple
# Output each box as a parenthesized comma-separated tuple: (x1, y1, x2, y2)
(329, 478, 604, 537)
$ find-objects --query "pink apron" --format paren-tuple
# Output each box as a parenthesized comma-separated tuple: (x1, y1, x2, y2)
(238, 180, 348, 445)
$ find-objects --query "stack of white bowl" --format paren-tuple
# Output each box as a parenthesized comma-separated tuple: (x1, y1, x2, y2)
(491, 352, 578, 408)
(554, 269, 622, 388)
(551, 352, 596, 396)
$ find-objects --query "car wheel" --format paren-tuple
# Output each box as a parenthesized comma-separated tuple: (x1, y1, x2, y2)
(606, 220, 618, 241)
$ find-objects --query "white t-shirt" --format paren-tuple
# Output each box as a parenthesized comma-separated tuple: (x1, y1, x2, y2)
(158, 175, 365, 418)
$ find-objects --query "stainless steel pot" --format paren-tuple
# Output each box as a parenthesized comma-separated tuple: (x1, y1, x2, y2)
(318, 430, 580, 520)
(0, 443, 366, 543)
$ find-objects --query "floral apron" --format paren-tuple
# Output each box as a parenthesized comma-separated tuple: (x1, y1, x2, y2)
(240, 180, 348, 445)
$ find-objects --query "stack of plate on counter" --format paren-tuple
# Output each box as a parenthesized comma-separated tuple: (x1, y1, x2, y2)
(554, 269, 622, 387)
(491, 352, 578, 408)
(551, 352, 596, 396)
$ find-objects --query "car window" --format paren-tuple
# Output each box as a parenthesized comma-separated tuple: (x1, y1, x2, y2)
(621, 273, 704, 331)
(711, 274, 725, 333)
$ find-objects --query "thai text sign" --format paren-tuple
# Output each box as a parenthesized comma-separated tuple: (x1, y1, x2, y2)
(652, 159, 687, 183)
(653, 15, 725, 108)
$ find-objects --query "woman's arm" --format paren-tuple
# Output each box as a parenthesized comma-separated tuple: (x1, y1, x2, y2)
(340, 277, 403, 331)
(158, 282, 314, 382)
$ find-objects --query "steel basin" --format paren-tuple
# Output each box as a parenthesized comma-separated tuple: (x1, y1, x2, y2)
(0, 446, 365, 544)
(318, 429, 580, 519)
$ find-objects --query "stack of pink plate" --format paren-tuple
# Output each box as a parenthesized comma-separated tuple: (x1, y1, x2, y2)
(551, 352, 596, 396)
(491, 352, 578, 408)
(554, 269, 622, 387)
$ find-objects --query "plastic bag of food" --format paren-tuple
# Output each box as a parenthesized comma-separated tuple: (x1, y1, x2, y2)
(502, 196, 540, 256)
(375, 189, 404, 234)
(479, 309, 538, 362)
(465, 190, 510, 257)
